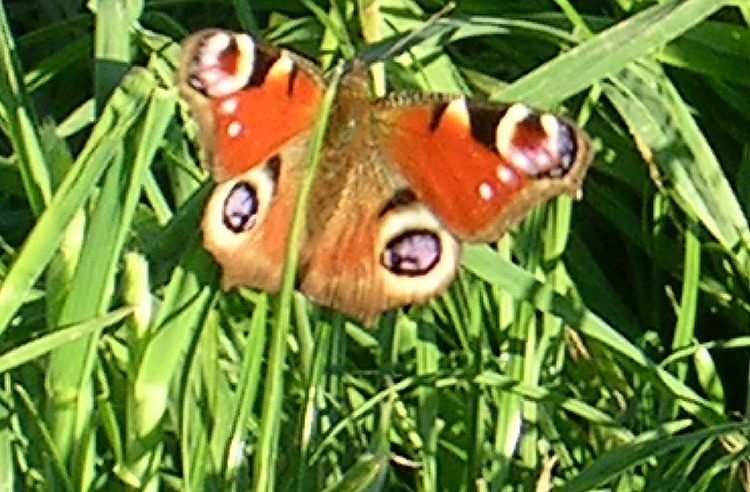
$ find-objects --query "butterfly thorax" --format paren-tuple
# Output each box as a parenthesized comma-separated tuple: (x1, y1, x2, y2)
(309, 64, 390, 229)
(324, 62, 377, 162)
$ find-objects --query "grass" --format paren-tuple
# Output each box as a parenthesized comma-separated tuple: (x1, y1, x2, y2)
(0, 0, 749, 490)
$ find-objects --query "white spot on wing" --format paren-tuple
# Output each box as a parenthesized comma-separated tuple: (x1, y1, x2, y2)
(197, 32, 255, 98)
(478, 182, 493, 201)
(540, 114, 560, 159)
(496, 165, 518, 187)
(495, 103, 531, 157)
(220, 98, 238, 115)
(205, 32, 232, 54)
(227, 120, 242, 138)
(268, 53, 295, 80)
(444, 98, 471, 129)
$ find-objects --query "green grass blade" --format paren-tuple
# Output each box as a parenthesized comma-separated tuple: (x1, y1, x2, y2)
(605, 62, 750, 274)
(563, 422, 750, 492)
(462, 245, 734, 427)
(221, 298, 268, 485)
(0, 307, 131, 374)
(415, 318, 439, 491)
(91, 0, 141, 108)
(0, 1, 51, 213)
(656, 20, 750, 84)
(44, 73, 174, 489)
(0, 384, 13, 491)
(253, 58, 347, 492)
(138, 246, 216, 477)
(0, 69, 153, 336)
(14, 384, 75, 492)
(498, 0, 730, 106)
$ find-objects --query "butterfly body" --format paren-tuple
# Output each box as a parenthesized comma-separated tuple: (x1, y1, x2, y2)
(179, 29, 593, 322)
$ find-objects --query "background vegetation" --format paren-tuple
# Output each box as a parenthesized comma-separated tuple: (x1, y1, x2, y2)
(0, 0, 749, 490)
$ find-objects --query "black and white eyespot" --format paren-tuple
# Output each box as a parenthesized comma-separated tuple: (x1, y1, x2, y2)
(222, 182, 258, 232)
(377, 200, 460, 299)
(382, 230, 442, 276)
(494, 104, 582, 179)
(187, 31, 256, 98)
(203, 156, 280, 247)
(550, 118, 579, 175)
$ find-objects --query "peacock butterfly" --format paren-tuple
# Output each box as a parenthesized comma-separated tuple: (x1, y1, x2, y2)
(178, 29, 594, 323)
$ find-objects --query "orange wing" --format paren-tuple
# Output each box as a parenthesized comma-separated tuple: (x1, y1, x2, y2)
(180, 30, 325, 294)
(379, 98, 593, 242)
(179, 29, 324, 180)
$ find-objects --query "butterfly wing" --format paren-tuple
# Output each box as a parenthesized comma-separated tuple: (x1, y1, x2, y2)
(377, 96, 593, 243)
(297, 143, 462, 323)
(285, 66, 461, 322)
(180, 30, 325, 292)
(180, 30, 594, 323)
(297, 89, 593, 322)
(179, 29, 325, 180)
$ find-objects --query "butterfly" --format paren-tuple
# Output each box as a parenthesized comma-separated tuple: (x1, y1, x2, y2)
(178, 29, 594, 323)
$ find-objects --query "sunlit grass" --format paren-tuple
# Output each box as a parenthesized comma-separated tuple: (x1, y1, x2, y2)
(0, 0, 749, 490)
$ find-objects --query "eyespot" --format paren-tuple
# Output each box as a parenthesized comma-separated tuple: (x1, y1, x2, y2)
(222, 181, 259, 233)
(381, 230, 441, 276)
(382, 230, 442, 276)
(375, 200, 460, 303)
(493, 105, 585, 180)
(187, 32, 255, 98)
(553, 121, 578, 175)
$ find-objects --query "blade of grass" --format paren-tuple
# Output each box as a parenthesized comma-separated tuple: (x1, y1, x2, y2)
(24, 35, 92, 93)
(0, 381, 12, 491)
(662, 222, 701, 419)
(45, 80, 175, 489)
(563, 422, 750, 492)
(295, 318, 333, 490)
(14, 384, 75, 492)
(656, 20, 750, 85)
(0, 307, 132, 373)
(464, 284, 489, 487)
(221, 298, 268, 485)
(253, 59, 346, 492)
(171, 270, 219, 491)
(605, 62, 750, 274)
(498, 0, 731, 107)
(137, 244, 216, 488)
(121, 252, 152, 487)
(0, 69, 153, 337)
(0, 0, 51, 213)
(91, 0, 139, 108)
(462, 244, 735, 429)
(415, 316, 440, 491)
